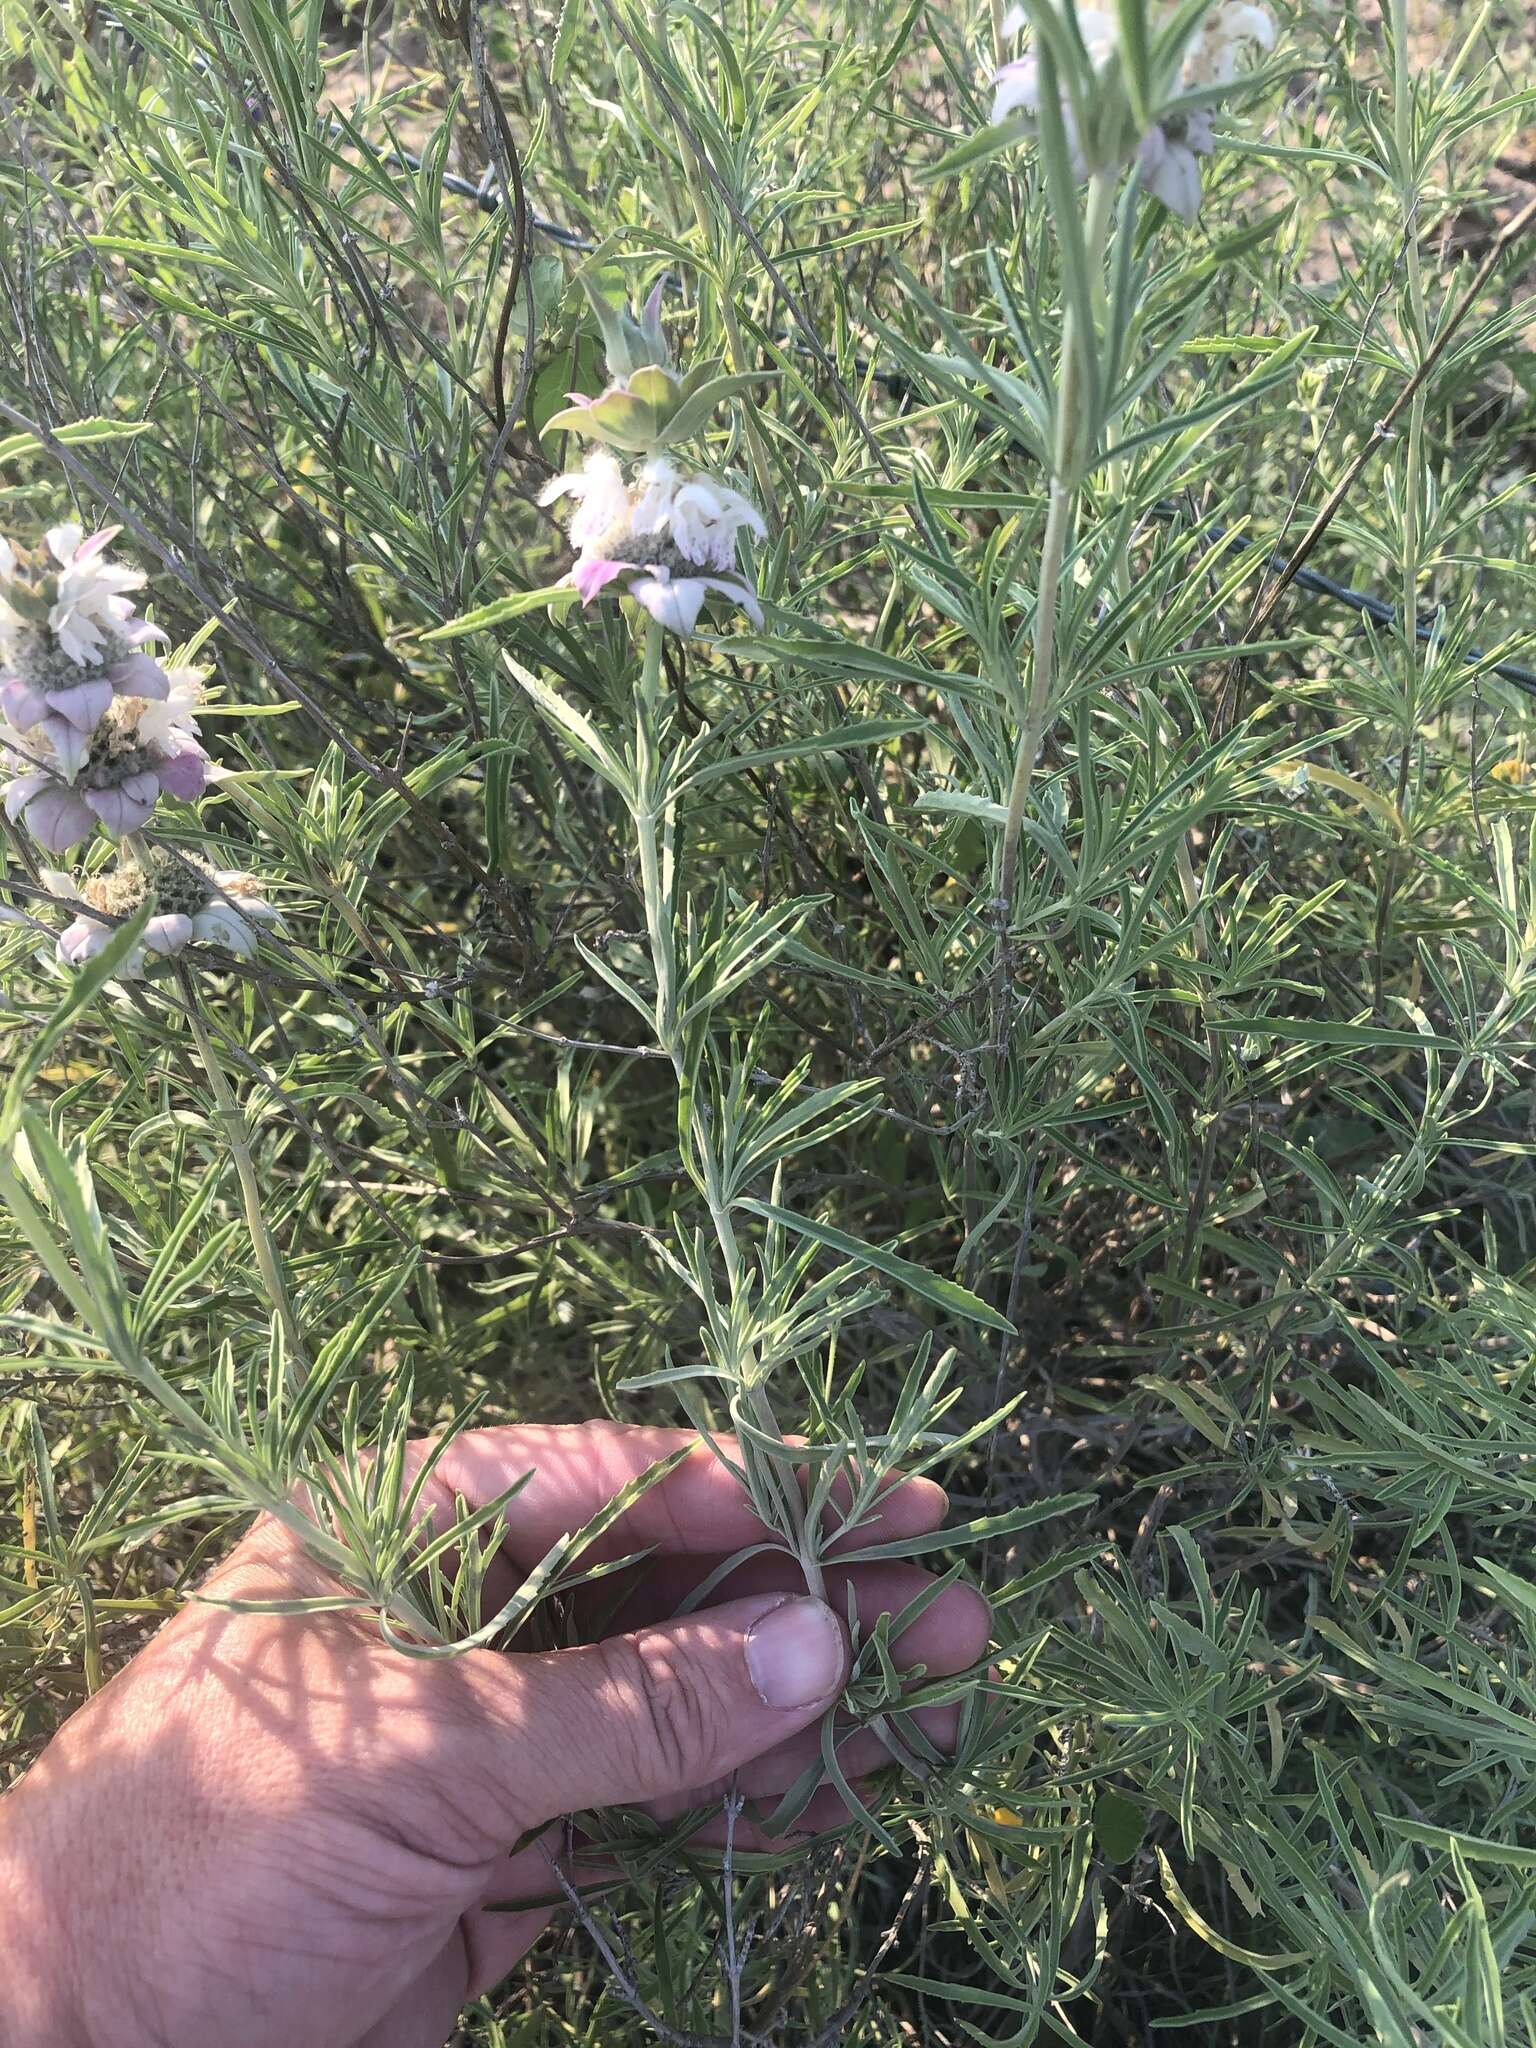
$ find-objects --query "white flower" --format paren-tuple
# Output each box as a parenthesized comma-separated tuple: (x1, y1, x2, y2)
(132, 669, 206, 766)
(44, 867, 151, 973)
(0, 526, 171, 774)
(1137, 110, 1215, 221)
(986, 2, 1276, 213)
(1138, 5, 1275, 219)
(630, 459, 767, 571)
(1182, 3, 1276, 91)
(50, 857, 280, 975)
(189, 874, 282, 957)
(541, 453, 766, 637)
(2, 670, 209, 853)
(43, 525, 146, 666)
(538, 451, 632, 554)
(625, 567, 765, 636)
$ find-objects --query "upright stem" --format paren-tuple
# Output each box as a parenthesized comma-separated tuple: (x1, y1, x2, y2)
(998, 475, 1073, 926)
(630, 618, 822, 1595)
(1174, 838, 1205, 952)
(994, 166, 1115, 969)
(178, 973, 309, 1373)
(989, 0, 1008, 68)
(638, 0, 671, 168)
(634, 622, 676, 1050)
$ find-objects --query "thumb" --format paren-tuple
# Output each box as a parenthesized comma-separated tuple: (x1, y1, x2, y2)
(462, 1591, 848, 1827)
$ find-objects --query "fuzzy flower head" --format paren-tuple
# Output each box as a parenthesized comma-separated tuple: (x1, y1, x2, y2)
(3, 670, 208, 853)
(1182, 3, 1277, 90)
(0, 527, 170, 775)
(1137, 3, 1276, 217)
(986, 2, 1276, 215)
(540, 452, 767, 637)
(48, 851, 279, 977)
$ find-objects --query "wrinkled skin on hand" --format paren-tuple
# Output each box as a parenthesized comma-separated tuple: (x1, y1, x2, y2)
(0, 1421, 990, 2048)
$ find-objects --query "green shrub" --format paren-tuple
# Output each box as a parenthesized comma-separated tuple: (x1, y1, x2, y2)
(4, 0, 1536, 2038)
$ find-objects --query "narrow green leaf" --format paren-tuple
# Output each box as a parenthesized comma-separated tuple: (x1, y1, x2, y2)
(680, 718, 926, 793)
(832, 1493, 1094, 1562)
(1207, 1016, 1459, 1051)
(915, 789, 1009, 826)
(421, 585, 581, 640)
(0, 418, 156, 465)
(1382, 1819, 1536, 1871)
(918, 119, 1029, 185)
(741, 1199, 1016, 1334)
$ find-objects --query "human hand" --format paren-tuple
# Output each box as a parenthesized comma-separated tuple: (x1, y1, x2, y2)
(0, 1420, 990, 2048)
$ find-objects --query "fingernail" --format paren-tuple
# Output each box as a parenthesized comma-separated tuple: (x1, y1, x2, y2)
(745, 1596, 845, 1710)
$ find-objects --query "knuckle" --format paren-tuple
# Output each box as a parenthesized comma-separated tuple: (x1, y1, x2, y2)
(607, 1629, 728, 1793)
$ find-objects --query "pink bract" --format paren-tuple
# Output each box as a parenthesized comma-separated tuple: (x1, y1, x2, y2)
(156, 750, 208, 800)
(573, 558, 628, 603)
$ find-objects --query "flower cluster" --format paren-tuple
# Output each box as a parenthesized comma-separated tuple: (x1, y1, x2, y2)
(0, 521, 279, 977)
(1139, 3, 1277, 218)
(5, 676, 208, 851)
(46, 851, 279, 976)
(0, 526, 209, 851)
(540, 286, 768, 637)
(990, 2, 1277, 220)
(541, 451, 766, 635)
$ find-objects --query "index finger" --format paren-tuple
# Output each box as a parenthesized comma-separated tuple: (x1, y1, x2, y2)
(416, 1419, 948, 1569)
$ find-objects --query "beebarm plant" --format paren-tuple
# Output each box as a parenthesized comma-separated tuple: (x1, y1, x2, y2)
(2, 0, 1536, 2040)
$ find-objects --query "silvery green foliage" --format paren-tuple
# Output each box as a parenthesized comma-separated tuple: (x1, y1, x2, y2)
(3, 0, 1536, 2041)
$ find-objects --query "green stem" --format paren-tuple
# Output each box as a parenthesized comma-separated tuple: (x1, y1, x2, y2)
(994, 168, 1115, 975)
(1374, 0, 1430, 1002)
(998, 474, 1073, 929)
(630, 619, 822, 1597)
(989, 0, 1008, 68)
(177, 973, 309, 1374)
(639, 0, 671, 168)
(1174, 837, 1206, 957)
(747, 1382, 823, 1598)
(634, 621, 676, 1051)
